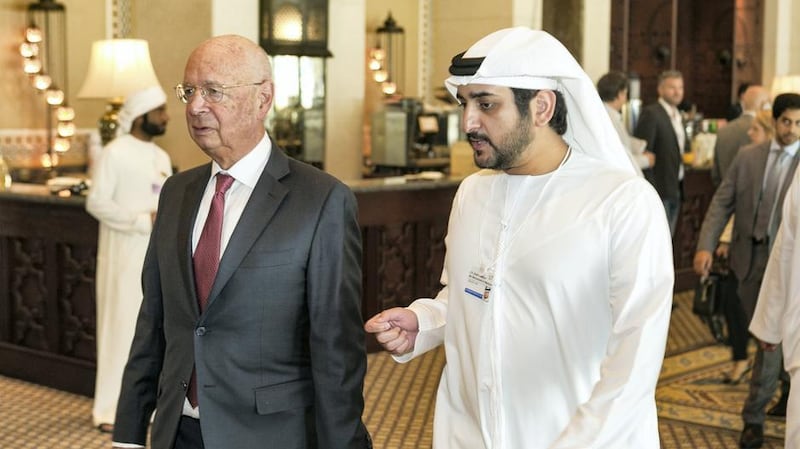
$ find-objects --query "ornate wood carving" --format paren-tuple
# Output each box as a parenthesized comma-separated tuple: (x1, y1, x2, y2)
(674, 169, 715, 291)
(58, 243, 96, 360)
(376, 222, 416, 311)
(10, 237, 49, 351)
(0, 194, 99, 396)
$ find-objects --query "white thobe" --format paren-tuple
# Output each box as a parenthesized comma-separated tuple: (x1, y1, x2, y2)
(750, 168, 800, 447)
(397, 151, 674, 448)
(86, 134, 172, 426)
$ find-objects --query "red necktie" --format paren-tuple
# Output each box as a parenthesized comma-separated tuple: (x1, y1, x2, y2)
(188, 172, 234, 407)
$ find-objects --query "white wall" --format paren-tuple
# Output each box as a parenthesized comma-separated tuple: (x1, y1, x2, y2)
(762, 0, 800, 93)
(514, 0, 611, 83)
(582, 0, 610, 83)
(512, 0, 542, 28)
(325, 0, 366, 181)
(212, 0, 259, 39)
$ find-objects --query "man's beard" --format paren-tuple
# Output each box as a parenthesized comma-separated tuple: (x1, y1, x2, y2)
(777, 131, 799, 147)
(469, 116, 533, 170)
(141, 116, 166, 137)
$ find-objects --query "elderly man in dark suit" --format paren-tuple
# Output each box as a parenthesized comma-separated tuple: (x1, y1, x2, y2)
(712, 84, 769, 186)
(695, 93, 800, 449)
(111, 35, 371, 449)
(634, 70, 690, 235)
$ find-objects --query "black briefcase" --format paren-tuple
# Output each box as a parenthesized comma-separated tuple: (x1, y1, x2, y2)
(693, 273, 726, 343)
(693, 274, 719, 316)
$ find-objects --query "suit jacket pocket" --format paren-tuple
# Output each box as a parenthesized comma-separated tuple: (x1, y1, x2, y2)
(254, 378, 314, 415)
(239, 248, 296, 268)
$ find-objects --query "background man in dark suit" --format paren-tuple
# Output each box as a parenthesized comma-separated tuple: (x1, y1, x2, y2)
(694, 93, 800, 449)
(634, 70, 690, 235)
(111, 35, 371, 449)
(712, 84, 769, 186)
(727, 82, 753, 122)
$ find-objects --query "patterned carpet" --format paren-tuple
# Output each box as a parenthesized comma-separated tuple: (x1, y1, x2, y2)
(0, 292, 787, 448)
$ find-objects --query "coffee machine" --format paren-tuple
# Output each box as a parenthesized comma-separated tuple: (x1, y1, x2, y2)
(371, 98, 460, 171)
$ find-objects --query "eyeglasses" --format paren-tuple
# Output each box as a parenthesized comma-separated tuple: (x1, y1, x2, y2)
(174, 81, 265, 104)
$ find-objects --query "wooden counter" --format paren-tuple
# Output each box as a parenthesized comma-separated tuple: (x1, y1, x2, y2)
(0, 169, 713, 396)
(0, 178, 459, 396)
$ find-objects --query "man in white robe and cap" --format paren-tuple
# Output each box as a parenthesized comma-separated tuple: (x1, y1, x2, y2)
(365, 28, 674, 448)
(86, 85, 173, 432)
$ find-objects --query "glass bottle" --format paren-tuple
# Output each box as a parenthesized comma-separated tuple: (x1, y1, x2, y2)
(0, 153, 11, 191)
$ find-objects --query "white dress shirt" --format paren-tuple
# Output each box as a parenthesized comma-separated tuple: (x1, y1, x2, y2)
(659, 98, 685, 181)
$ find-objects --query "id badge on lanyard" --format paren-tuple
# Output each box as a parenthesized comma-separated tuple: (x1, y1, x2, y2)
(465, 267, 494, 302)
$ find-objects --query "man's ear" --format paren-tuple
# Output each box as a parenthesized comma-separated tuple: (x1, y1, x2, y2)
(533, 90, 556, 127)
(257, 82, 274, 117)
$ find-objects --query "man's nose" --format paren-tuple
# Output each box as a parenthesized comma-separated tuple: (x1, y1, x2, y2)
(187, 94, 208, 114)
(462, 107, 479, 133)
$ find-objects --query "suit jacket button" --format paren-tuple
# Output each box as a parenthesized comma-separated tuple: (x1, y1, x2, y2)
(196, 326, 206, 336)
(181, 381, 188, 390)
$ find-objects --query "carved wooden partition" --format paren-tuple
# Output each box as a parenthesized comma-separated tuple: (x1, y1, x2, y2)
(356, 183, 457, 353)
(674, 169, 716, 291)
(611, 0, 763, 118)
(0, 193, 98, 396)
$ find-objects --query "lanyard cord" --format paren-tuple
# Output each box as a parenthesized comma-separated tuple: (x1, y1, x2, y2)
(479, 146, 573, 276)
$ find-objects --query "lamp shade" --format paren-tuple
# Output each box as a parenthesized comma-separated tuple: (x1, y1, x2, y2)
(771, 74, 800, 98)
(77, 39, 160, 99)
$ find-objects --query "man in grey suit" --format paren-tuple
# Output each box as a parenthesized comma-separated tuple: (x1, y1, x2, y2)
(706, 84, 768, 388)
(111, 35, 371, 449)
(712, 84, 769, 186)
(634, 70, 690, 235)
(694, 93, 800, 449)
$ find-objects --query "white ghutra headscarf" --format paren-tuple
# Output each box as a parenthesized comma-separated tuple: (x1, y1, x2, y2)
(445, 27, 636, 174)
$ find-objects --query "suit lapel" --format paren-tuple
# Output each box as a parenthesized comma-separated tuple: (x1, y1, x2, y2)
(204, 148, 291, 310)
(656, 106, 682, 150)
(179, 166, 212, 315)
(776, 152, 800, 227)
(751, 143, 771, 207)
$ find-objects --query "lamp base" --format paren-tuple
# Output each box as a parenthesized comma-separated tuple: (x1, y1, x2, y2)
(98, 99, 123, 146)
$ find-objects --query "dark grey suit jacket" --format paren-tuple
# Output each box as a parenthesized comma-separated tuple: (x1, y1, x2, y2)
(634, 102, 689, 202)
(113, 147, 370, 449)
(711, 114, 754, 186)
(696, 141, 800, 313)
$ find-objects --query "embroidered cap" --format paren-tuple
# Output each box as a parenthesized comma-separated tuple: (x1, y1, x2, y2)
(117, 85, 167, 137)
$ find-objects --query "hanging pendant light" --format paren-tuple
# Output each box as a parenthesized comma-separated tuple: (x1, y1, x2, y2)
(374, 12, 405, 97)
(260, 0, 332, 57)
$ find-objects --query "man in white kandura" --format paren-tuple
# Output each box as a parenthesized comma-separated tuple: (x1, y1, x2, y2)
(364, 28, 674, 448)
(86, 86, 172, 432)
